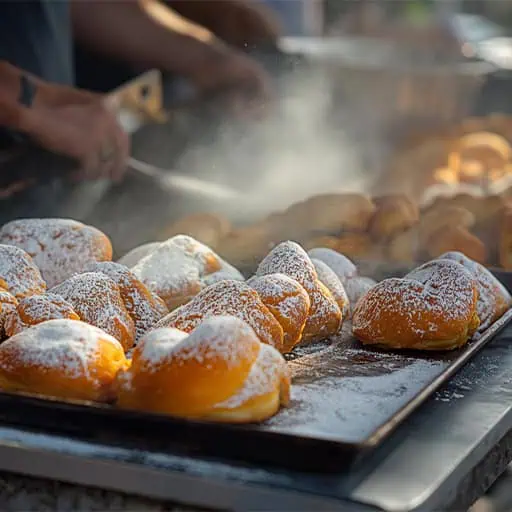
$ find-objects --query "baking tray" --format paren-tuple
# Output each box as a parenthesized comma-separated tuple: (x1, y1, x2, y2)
(0, 270, 509, 474)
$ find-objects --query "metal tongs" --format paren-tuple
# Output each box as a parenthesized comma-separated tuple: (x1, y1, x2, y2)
(110, 70, 242, 201)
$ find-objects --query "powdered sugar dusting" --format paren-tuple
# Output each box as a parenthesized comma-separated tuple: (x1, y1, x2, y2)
(141, 316, 259, 368)
(0, 218, 112, 288)
(118, 242, 162, 268)
(307, 248, 357, 284)
(311, 259, 350, 317)
(216, 344, 289, 409)
(0, 319, 120, 380)
(0, 244, 46, 299)
(344, 276, 377, 311)
(51, 272, 134, 346)
(87, 261, 168, 342)
(439, 252, 512, 331)
(156, 280, 283, 349)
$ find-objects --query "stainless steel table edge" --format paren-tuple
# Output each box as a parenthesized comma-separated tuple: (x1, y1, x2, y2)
(0, 429, 372, 511)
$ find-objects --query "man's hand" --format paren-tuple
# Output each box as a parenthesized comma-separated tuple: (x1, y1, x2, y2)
(23, 85, 130, 181)
(169, 0, 281, 49)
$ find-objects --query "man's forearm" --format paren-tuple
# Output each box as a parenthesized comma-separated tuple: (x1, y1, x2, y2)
(70, 0, 229, 83)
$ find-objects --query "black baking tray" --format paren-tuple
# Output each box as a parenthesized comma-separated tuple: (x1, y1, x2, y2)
(0, 271, 510, 474)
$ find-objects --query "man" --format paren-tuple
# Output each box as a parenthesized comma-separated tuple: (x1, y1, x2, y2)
(0, 0, 279, 182)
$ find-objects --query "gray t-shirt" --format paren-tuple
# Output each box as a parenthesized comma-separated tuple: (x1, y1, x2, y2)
(0, 0, 73, 85)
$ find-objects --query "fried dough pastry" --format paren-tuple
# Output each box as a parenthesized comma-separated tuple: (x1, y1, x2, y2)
(131, 235, 244, 311)
(388, 228, 420, 263)
(159, 213, 231, 250)
(4, 293, 80, 337)
(87, 262, 168, 342)
(425, 225, 487, 263)
(344, 276, 377, 311)
(256, 242, 342, 342)
(353, 259, 479, 351)
(282, 193, 376, 235)
(51, 272, 135, 351)
(117, 242, 162, 268)
(369, 194, 419, 241)
(499, 207, 512, 270)
(0, 245, 46, 299)
(438, 251, 511, 331)
(0, 288, 18, 340)
(156, 280, 284, 351)
(117, 316, 290, 422)
(248, 274, 311, 353)
(310, 259, 350, 318)
(419, 205, 475, 245)
(0, 319, 127, 402)
(0, 218, 113, 288)
(307, 248, 357, 284)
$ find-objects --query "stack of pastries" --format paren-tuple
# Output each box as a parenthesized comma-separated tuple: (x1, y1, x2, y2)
(161, 189, 512, 270)
(0, 217, 508, 426)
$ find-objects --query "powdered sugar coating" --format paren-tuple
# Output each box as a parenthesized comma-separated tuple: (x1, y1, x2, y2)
(353, 259, 477, 348)
(0, 218, 112, 288)
(51, 272, 135, 350)
(0, 244, 46, 299)
(344, 276, 377, 311)
(438, 252, 512, 330)
(5, 293, 80, 337)
(311, 259, 350, 318)
(215, 343, 289, 409)
(139, 316, 260, 369)
(156, 280, 283, 350)
(87, 261, 168, 342)
(117, 243, 162, 268)
(0, 319, 121, 379)
(307, 248, 358, 284)
(256, 242, 342, 341)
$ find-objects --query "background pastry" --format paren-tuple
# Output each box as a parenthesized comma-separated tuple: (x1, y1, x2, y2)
(117, 242, 162, 268)
(256, 241, 342, 342)
(344, 276, 377, 312)
(425, 225, 486, 263)
(156, 280, 284, 352)
(248, 273, 311, 353)
(307, 248, 357, 284)
(353, 259, 479, 351)
(52, 272, 136, 351)
(500, 206, 512, 270)
(0, 319, 127, 402)
(310, 259, 350, 319)
(369, 194, 419, 241)
(159, 213, 231, 250)
(87, 261, 168, 342)
(0, 218, 113, 288)
(4, 293, 80, 337)
(0, 245, 46, 299)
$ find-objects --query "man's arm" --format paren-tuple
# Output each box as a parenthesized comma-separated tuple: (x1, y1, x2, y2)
(70, 0, 233, 89)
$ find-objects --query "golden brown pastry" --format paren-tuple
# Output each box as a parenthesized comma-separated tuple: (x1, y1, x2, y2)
(281, 193, 376, 236)
(419, 205, 475, 245)
(117, 242, 162, 268)
(156, 280, 284, 352)
(117, 316, 290, 422)
(4, 293, 80, 337)
(248, 274, 311, 353)
(353, 259, 479, 350)
(369, 194, 419, 241)
(499, 206, 512, 270)
(159, 213, 232, 250)
(387, 227, 420, 263)
(256, 242, 342, 342)
(51, 272, 136, 351)
(0, 288, 18, 340)
(87, 262, 168, 342)
(0, 218, 113, 288)
(310, 259, 350, 318)
(0, 319, 127, 402)
(0, 245, 46, 299)
(307, 248, 358, 284)
(438, 251, 512, 331)
(425, 225, 487, 264)
(131, 235, 244, 311)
